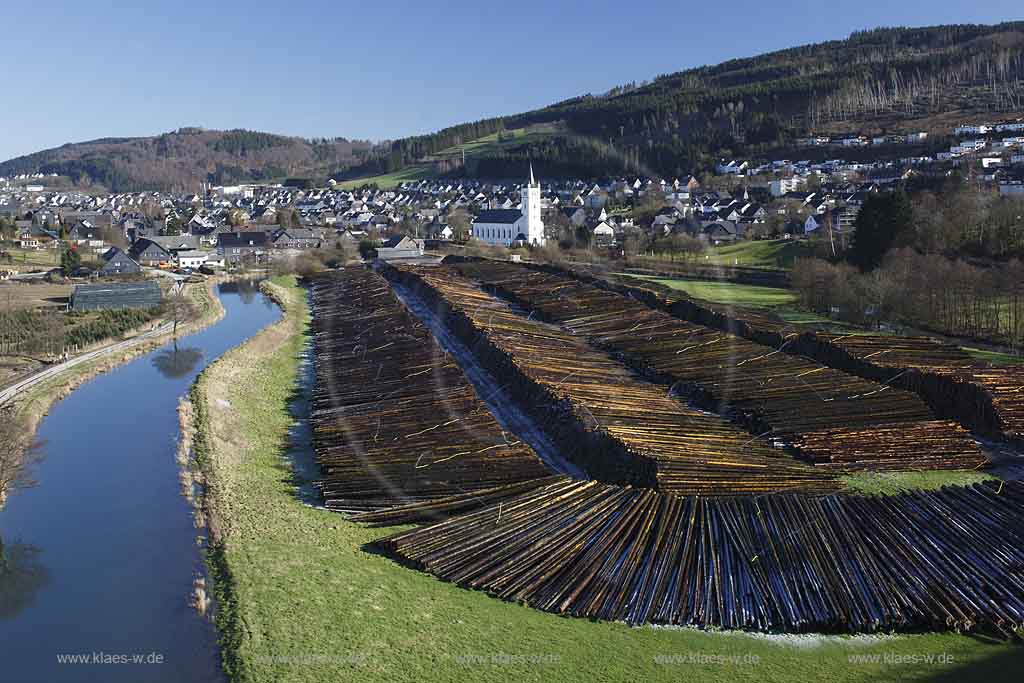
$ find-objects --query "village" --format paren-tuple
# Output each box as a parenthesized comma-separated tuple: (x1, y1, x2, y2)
(2, 118, 1024, 285)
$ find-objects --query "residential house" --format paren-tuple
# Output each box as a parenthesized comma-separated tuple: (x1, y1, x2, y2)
(376, 235, 425, 261)
(702, 222, 739, 244)
(560, 206, 587, 227)
(271, 227, 322, 250)
(217, 231, 270, 264)
(98, 247, 142, 276)
(715, 160, 749, 175)
(128, 238, 174, 266)
(591, 221, 616, 246)
(176, 250, 209, 270)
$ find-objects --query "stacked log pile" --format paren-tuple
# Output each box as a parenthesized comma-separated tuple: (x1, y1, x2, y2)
(377, 477, 1024, 636)
(808, 334, 1024, 440)
(452, 261, 986, 471)
(386, 264, 842, 496)
(519, 259, 1024, 442)
(309, 269, 552, 512)
(971, 366, 1024, 440)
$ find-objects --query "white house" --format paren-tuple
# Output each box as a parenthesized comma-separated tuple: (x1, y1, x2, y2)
(176, 250, 209, 269)
(471, 166, 545, 246)
(592, 221, 615, 245)
(954, 124, 992, 136)
(715, 159, 749, 175)
(770, 177, 805, 197)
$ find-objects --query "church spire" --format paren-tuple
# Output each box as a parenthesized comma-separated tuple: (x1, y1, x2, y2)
(529, 162, 535, 186)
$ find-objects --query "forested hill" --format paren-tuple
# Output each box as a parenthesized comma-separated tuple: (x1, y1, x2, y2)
(345, 22, 1024, 181)
(7, 23, 1024, 189)
(0, 128, 378, 192)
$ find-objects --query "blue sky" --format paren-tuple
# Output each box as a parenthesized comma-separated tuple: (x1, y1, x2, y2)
(0, 0, 1020, 161)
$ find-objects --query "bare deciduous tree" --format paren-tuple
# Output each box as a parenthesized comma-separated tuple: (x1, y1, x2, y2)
(0, 411, 45, 508)
(162, 286, 199, 341)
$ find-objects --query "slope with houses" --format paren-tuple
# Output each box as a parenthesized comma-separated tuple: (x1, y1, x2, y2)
(1, 117, 1022, 274)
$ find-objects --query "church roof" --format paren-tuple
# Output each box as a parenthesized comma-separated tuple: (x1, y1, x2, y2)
(473, 209, 523, 224)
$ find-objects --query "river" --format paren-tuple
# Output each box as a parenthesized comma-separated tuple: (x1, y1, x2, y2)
(0, 280, 281, 683)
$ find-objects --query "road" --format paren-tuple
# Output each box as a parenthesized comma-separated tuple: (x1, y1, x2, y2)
(0, 320, 174, 406)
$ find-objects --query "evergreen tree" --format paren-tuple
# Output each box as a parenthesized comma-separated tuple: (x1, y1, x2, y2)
(849, 191, 914, 271)
(60, 247, 81, 274)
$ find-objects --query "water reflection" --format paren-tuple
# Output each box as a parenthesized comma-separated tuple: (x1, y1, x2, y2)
(151, 346, 205, 380)
(0, 538, 50, 619)
(217, 279, 260, 304)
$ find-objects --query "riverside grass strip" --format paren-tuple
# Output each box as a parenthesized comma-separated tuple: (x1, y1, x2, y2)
(376, 477, 1024, 637)
(451, 260, 986, 471)
(309, 268, 552, 512)
(387, 264, 842, 496)
(532, 259, 1024, 441)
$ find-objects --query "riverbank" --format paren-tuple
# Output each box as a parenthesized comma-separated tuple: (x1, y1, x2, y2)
(6, 277, 225, 431)
(0, 278, 226, 508)
(0, 277, 284, 681)
(188, 272, 1024, 683)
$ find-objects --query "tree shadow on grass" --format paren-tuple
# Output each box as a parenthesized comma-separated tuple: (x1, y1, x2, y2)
(924, 636, 1024, 683)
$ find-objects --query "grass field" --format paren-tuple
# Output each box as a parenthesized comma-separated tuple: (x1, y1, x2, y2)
(962, 346, 1024, 365)
(623, 275, 797, 308)
(337, 164, 437, 190)
(431, 122, 564, 161)
(842, 470, 997, 496)
(0, 281, 72, 310)
(702, 240, 811, 270)
(192, 274, 1024, 683)
(1, 247, 61, 269)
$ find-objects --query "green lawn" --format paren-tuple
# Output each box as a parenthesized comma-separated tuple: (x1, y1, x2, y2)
(193, 274, 1024, 683)
(624, 275, 797, 308)
(842, 470, 997, 496)
(703, 240, 811, 270)
(962, 346, 1024, 365)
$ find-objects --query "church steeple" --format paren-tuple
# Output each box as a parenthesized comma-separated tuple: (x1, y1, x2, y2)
(522, 163, 544, 246)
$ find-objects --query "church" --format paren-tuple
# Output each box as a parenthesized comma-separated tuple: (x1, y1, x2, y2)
(471, 165, 545, 246)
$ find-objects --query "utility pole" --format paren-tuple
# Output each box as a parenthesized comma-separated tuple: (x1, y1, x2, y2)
(826, 211, 836, 258)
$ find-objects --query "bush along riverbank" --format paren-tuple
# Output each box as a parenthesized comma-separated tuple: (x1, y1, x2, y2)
(184, 272, 1024, 683)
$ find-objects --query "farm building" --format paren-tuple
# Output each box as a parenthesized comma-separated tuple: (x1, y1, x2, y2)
(70, 280, 162, 311)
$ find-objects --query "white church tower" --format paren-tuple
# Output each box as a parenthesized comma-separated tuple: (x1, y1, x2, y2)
(523, 163, 544, 245)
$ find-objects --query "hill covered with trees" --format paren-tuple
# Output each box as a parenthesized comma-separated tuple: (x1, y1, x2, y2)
(6, 22, 1024, 189)
(344, 22, 1024, 181)
(0, 128, 378, 192)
